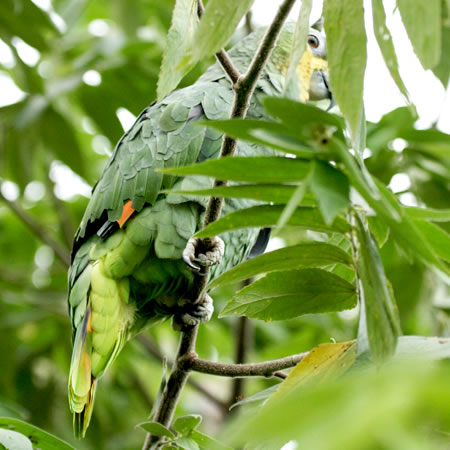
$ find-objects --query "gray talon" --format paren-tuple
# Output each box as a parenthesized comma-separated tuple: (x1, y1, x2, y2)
(183, 237, 225, 272)
(172, 293, 214, 329)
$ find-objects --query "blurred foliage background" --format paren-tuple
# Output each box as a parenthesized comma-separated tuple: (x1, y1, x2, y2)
(0, 0, 449, 449)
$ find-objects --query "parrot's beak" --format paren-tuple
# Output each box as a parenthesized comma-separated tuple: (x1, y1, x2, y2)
(308, 66, 333, 108)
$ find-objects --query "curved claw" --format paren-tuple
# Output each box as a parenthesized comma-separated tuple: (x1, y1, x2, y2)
(183, 253, 200, 272)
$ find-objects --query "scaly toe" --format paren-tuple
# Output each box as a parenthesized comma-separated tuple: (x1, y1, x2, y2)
(183, 237, 225, 271)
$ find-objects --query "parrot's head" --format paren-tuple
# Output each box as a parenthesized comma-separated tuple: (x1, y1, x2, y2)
(302, 27, 331, 103)
(245, 20, 332, 106)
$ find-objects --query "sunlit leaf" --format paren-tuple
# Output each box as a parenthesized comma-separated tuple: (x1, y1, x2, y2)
(272, 341, 356, 399)
(397, 0, 441, 69)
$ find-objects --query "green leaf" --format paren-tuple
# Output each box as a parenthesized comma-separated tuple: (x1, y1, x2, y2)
(371, 0, 412, 105)
(395, 336, 450, 360)
(219, 268, 356, 320)
(175, 437, 200, 450)
(136, 421, 175, 438)
(161, 156, 312, 183)
(195, 205, 350, 238)
(209, 242, 353, 289)
(0, 418, 74, 450)
(367, 215, 389, 247)
(271, 341, 356, 399)
(190, 430, 232, 450)
(168, 184, 309, 205)
(397, 0, 441, 69)
(413, 220, 450, 262)
(283, 0, 313, 100)
(157, 0, 198, 100)
(323, 0, 367, 143)
(310, 161, 350, 225)
(203, 119, 331, 157)
(229, 385, 279, 410)
(263, 97, 345, 131)
(0, 0, 59, 51)
(173, 415, 202, 435)
(192, 0, 254, 62)
(432, 2, 450, 85)
(354, 211, 401, 364)
(405, 206, 450, 222)
(0, 428, 33, 450)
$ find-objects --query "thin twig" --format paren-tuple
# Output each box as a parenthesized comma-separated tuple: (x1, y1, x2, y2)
(245, 10, 254, 35)
(137, 335, 228, 411)
(143, 1, 296, 447)
(190, 352, 308, 378)
(0, 188, 70, 267)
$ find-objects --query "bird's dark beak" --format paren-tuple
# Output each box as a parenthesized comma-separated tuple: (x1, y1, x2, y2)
(321, 70, 335, 111)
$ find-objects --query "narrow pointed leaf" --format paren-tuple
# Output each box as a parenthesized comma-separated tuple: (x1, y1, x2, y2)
(354, 212, 401, 364)
(220, 268, 356, 320)
(372, 0, 412, 105)
(323, 0, 367, 143)
(397, 0, 441, 69)
(209, 242, 353, 289)
(161, 156, 312, 183)
(168, 184, 305, 204)
(310, 161, 350, 225)
(195, 205, 350, 238)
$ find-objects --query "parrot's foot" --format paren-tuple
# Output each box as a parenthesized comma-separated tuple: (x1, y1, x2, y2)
(172, 293, 214, 330)
(183, 237, 225, 273)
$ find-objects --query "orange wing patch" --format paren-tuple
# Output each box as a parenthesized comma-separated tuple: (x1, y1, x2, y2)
(117, 200, 136, 228)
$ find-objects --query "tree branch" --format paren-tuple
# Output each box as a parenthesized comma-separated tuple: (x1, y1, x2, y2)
(0, 188, 70, 267)
(143, 1, 296, 447)
(190, 352, 308, 378)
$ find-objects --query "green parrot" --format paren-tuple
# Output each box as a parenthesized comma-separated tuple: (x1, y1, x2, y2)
(68, 23, 332, 438)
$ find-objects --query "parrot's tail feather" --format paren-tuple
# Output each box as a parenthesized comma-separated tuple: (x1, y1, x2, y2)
(73, 378, 97, 439)
(69, 303, 96, 439)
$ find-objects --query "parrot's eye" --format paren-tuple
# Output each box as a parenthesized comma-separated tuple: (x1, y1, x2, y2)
(307, 34, 319, 48)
